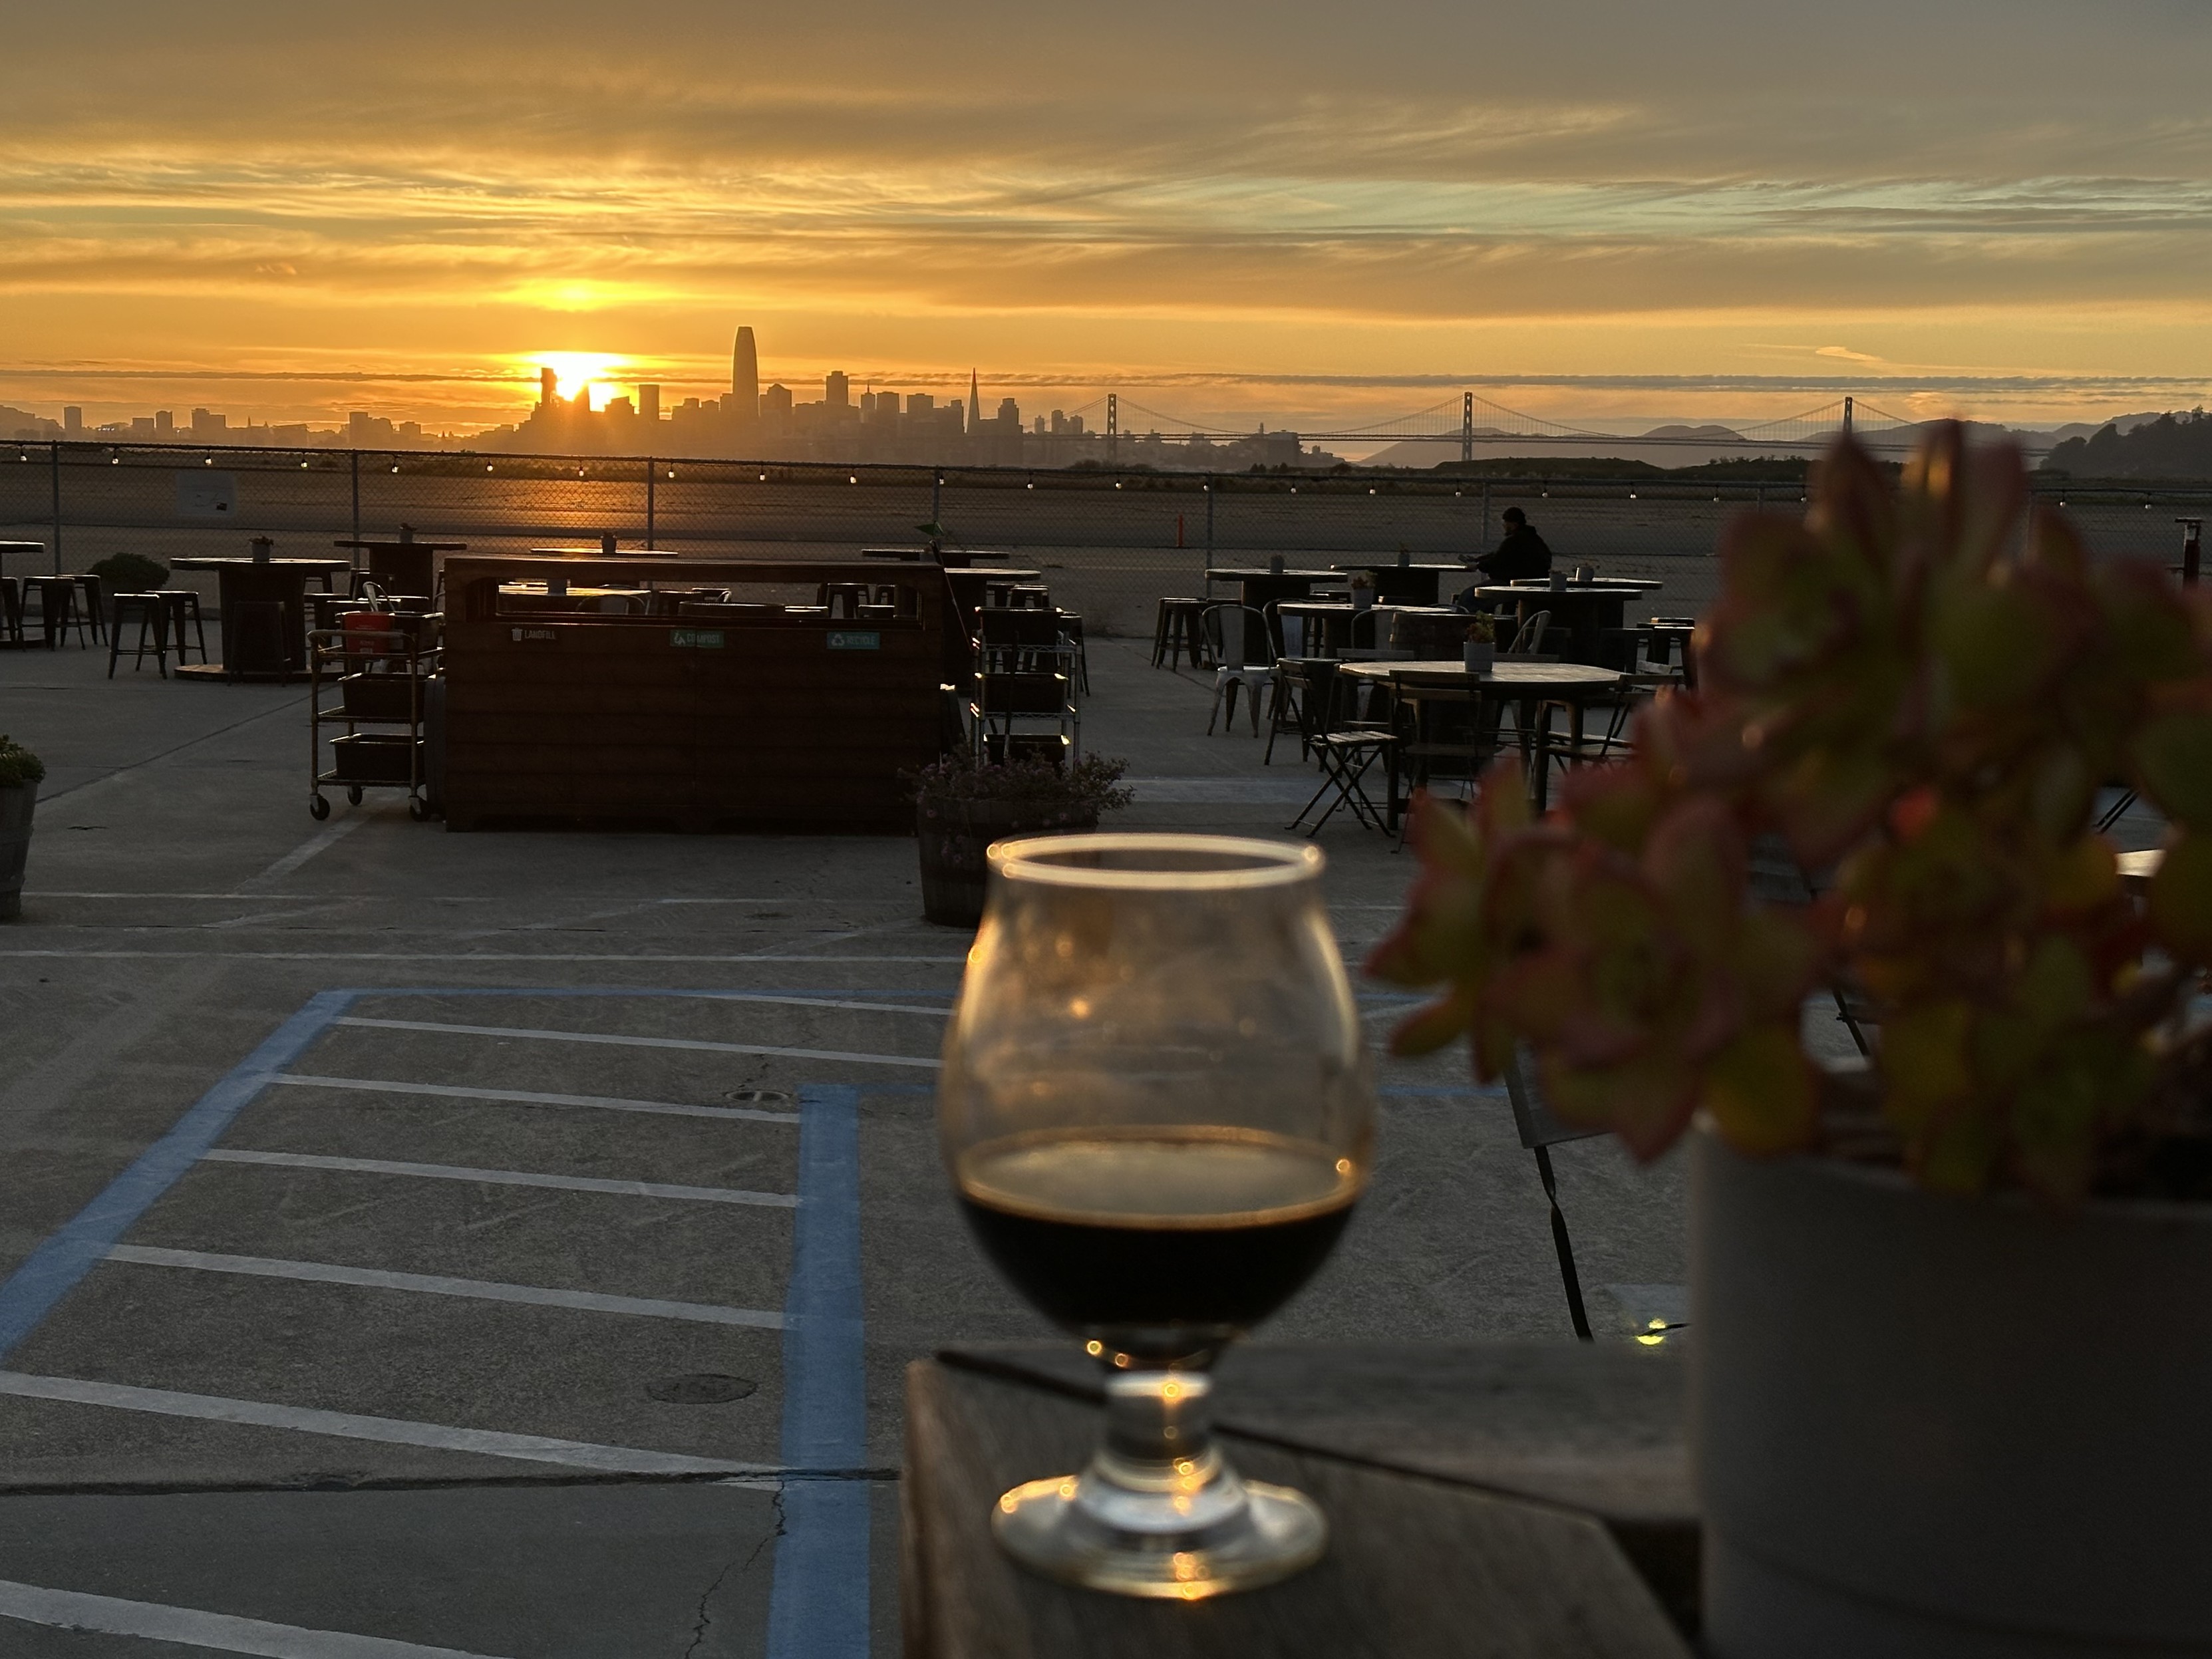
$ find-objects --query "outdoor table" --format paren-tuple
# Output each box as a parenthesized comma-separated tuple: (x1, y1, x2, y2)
(1331, 560, 1476, 605)
(864, 547, 1016, 566)
(945, 565, 1042, 623)
(1335, 659, 1627, 825)
(0, 540, 43, 575)
(1205, 567, 1342, 611)
(1277, 601, 1460, 659)
(905, 1342, 1694, 1658)
(170, 556, 354, 680)
(1479, 584, 1656, 665)
(334, 535, 466, 598)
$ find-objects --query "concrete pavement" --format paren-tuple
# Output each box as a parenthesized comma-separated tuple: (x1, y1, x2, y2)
(0, 629, 1696, 1656)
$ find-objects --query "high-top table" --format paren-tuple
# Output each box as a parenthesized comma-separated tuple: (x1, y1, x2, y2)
(905, 1342, 1694, 1658)
(1204, 567, 1343, 611)
(1335, 659, 1627, 824)
(333, 535, 466, 599)
(1478, 583, 1659, 665)
(170, 556, 354, 680)
(1330, 560, 1478, 605)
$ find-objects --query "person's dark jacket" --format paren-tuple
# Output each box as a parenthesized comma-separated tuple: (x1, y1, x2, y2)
(1472, 524, 1553, 583)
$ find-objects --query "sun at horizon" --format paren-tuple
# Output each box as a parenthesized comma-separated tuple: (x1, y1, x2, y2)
(526, 352, 626, 402)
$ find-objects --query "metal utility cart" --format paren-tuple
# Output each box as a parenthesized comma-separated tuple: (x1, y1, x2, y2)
(308, 613, 439, 820)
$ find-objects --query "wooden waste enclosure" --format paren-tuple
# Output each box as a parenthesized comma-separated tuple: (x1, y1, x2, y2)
(439, 553, 967, 832)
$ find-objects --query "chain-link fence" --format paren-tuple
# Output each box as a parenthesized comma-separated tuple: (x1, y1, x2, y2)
(5, 442, 2206, 636)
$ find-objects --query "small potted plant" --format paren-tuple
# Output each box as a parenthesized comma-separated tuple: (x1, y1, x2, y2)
(0, 734, 45, 921)
(1372, 426, 2212, 1657)
(1462, 615, 1496, 673)
(913, 749, 1135, 925)
(1348, 571, 1376, 611)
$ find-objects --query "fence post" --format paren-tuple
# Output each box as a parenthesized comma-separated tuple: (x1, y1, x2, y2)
(647, 457, 657, 548)
(1204, 476, 1215, 558)
(49, 442, 61, 573)
(349, 450, 360, 545)
(931, 470, 942, 528)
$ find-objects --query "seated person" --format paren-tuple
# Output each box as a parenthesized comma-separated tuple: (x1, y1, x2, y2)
(1472, 507, 1553, 582)
(1452, 508, 1553, 608)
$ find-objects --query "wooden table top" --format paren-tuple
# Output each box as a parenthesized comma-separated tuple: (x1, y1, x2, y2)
(172, 556, 353, 572)
(1205, 567, 1341, 580)
(334, 537, 468, 552)
(0, 541, 45, 553)
(1277, 601, 1459, 616)
(1336, 659, 1625, 691)
(1479, 583, 1651, 601)
(905, 1343, 1694, 1658)
(1497, 577, 1667, 592)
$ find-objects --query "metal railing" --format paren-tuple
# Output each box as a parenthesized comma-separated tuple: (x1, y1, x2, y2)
(5, 441, 2205, 637)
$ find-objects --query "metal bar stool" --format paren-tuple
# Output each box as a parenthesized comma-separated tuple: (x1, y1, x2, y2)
(68, 574, 108, 645)
(28, 575, 90, 649)
(106, 592, 171, 679)
(158, 590, 210, 664)
(0, 577, 23, 646)
(1152, 596, 1205, 668)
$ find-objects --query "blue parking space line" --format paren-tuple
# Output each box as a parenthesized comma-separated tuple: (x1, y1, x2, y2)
(768, 1083, 869, 1659)
(0, 989, 360, 1363)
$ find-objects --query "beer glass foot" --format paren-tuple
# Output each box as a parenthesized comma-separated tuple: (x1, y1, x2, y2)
(992, 1470, 1326, 1599)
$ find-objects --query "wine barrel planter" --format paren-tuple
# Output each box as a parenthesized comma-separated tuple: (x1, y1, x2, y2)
(917, 798, 1096, 927)
(0, 784, 35, 921)
(1694, 1126, 2212, 1657)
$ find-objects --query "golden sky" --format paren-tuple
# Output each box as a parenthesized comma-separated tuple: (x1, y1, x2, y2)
(5, 1, 2212, 431)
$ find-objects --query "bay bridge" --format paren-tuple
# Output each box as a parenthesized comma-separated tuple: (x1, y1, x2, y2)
(1051, 390, 1926, 458)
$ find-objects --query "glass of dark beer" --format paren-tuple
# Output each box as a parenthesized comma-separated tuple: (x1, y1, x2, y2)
(939, 833, 1373, 1598)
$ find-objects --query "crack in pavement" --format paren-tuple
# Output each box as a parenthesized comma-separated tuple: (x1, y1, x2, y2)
(683, 1482, 785, 1658)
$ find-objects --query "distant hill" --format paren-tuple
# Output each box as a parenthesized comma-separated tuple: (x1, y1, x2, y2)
(2044, 410, 2212, 480)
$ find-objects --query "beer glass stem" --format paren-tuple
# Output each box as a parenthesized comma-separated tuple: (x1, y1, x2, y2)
(1094, 1369, 1224, 1499)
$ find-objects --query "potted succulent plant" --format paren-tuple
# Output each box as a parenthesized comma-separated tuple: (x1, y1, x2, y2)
(1372, 426, 2212, 1658)
(0, 734, 45, 921)
(913, 750, 1135, 925)
(1348, 571, 1376, 611)
(1462, 614, 1496, 673)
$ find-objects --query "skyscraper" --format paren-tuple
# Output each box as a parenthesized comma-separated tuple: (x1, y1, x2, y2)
(539, 367, 557, 408)
(732, 327, 758, 417)
(969, 369, 979, 434)
(825, 371, 850, 410)
(639, 384, 661, 423)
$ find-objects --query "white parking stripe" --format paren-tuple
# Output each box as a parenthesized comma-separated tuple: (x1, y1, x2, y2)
(335, 1015, 943, 1070)
(0, 1577, 508, 1659)
(200, 1149, 800, 1208)
(106, 1247, 786, 1330)
(0, 1372, 774, 1476)
(272, 1074, 803, 1125)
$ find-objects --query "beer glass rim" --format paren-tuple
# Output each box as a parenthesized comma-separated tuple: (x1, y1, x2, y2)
(989, 832, 1323, 891)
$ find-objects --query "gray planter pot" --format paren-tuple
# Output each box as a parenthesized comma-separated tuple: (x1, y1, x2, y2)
(915, 798, 1097, 927)
(1694, 1126, 2212, 1658)
(0, 783, 34, 921)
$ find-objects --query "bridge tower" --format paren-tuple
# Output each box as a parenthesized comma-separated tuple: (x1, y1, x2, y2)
(1462, 392, 1474, 464)
(1108, 392, 1118, 465)
(1843, 396, 1854, 438)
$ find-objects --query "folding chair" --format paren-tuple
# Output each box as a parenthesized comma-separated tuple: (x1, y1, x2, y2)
(1287, 730, 1395, 835)
(1502, 1053, 1599, 1342)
